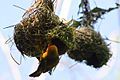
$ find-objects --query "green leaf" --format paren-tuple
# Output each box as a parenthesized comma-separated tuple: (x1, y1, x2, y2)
(68, 20, 80, 28)
(72, 20, 80, 28)
(79, 0, 84, 8)
(91, 7, 106, 13)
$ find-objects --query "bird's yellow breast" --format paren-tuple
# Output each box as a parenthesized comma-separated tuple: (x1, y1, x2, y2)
(41, 44, 58, 59)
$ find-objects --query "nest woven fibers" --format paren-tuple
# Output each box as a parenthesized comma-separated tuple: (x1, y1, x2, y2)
(14, 0, 75, 57)
(13, 0, 111, 69)
(67, 27, 112, 68)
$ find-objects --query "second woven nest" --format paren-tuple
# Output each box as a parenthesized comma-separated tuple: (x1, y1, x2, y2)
(67, 27, 112, 68)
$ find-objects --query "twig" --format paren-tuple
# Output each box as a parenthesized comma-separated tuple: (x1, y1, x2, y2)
(10, 52, 22, 65)
(3, 25, 15, 29)
(5, 36, 13, 44)
(13, 5, 26, 11)
(104, 37, 120, 43)
(69, 62, 78, 69)
(10, 42, 22, 65)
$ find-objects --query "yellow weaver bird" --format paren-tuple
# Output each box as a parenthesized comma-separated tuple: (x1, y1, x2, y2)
(29, 44, 59, 77)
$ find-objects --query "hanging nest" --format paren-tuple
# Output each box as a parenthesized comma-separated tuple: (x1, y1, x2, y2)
(14, 0, 75, 57)
(67, 27, 112, 68)
(14, 0, 61, 57)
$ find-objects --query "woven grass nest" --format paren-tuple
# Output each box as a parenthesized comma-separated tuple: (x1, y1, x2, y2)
(14, 0, 74, 57)
(13, 0, 111, 68)
(67, 27, 112, 68)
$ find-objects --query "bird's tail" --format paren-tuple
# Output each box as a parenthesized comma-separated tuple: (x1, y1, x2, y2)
(29, 64, 42, 77)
